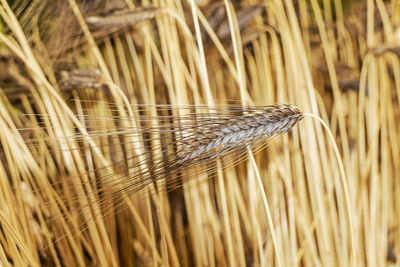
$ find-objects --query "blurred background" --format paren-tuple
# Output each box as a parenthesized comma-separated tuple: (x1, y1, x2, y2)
(0, 0, 399, 266)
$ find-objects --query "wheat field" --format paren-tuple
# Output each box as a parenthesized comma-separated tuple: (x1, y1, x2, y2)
(0, 0, 399, 266)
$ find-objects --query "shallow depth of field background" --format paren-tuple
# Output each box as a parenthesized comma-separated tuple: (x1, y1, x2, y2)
(0, 0, 399, 266)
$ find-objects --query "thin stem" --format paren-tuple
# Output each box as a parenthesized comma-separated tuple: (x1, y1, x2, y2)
(248, 149, 283, 267)
(303, 113, 357, 266)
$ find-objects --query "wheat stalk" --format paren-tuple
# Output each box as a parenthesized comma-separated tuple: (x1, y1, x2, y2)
(27, 103, 303, 198)
(21, 102, 303, 250)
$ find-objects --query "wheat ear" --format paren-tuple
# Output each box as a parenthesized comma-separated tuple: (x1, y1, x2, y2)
(175, 104, 304, 165)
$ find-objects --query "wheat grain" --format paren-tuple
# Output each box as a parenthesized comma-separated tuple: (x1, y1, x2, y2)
(60, 69, 106, 89)
(25, 103, 303, 196)
(22, 102, 303, 250)
(175, 104, 303, 164)
(86, 7, 160, 29)
(30, 102, 302, 222)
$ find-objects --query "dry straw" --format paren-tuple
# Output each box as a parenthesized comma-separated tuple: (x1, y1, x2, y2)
(0, 0, 399, 266)
(28, 103, 354, 266)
